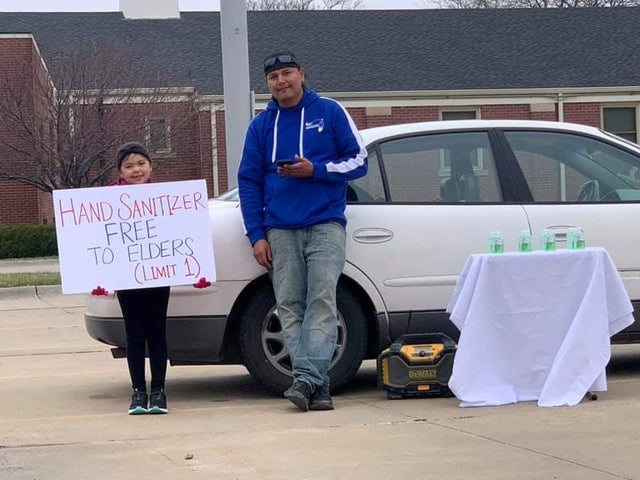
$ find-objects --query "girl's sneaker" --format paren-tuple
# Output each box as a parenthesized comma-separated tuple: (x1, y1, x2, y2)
(128, 389, 148, 415)
(148, 389, 168, 414)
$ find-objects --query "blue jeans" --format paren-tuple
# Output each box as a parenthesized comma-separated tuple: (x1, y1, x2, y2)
(267, 222, 346, 390)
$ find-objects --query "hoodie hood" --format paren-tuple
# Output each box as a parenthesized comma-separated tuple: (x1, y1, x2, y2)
(265, 89, 320, 164)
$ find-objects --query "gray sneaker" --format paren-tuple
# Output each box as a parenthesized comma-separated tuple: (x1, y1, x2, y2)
(309, 384, 334, 411)
(128, 389, 148, 415)
(148, 389, 168, 414)
(284, 382, 313, 412)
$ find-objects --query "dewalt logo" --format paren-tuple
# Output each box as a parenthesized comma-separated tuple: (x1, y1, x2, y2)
(408, 369, 437, 380)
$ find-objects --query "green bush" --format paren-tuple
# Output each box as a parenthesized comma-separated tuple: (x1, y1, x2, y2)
(0, 224, 58, 259)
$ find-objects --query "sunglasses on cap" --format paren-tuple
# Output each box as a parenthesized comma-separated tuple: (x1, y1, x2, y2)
(263, 54, 298, 69)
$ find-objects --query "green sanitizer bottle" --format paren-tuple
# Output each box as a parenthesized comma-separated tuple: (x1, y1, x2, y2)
(518, 230, 533, 252)
(567, 227, 577, 249)
(567, 227, 585, 250)
(489, 231, 504, 254)
(574, 227, 586, 249)
(541, 228, 556, 251)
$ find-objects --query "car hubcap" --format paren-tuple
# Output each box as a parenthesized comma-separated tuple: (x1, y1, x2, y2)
(260, 305, 347, 377)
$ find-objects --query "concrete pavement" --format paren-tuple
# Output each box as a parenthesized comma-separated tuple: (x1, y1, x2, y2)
(1, 288, 640, 479)
(0, 257, 60, 274)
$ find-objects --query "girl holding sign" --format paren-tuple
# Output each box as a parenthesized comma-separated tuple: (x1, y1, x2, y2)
(113, 142, 171, 415)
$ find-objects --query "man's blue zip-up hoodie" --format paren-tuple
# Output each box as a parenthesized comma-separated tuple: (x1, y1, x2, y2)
(238, 88, 368, 246)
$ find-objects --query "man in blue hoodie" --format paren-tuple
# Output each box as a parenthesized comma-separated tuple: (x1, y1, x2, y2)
(238, 51, 368, 412)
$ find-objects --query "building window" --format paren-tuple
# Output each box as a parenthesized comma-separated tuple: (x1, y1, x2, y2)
(441, 110, 478, 122)
(603, 107, 637, 143)
(146, 117, 171, 154)
(440, 109, 482, 170)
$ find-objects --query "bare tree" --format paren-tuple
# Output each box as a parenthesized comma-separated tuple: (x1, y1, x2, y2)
(319, 0, 363, 8)
(247, 0, 362, 10)
(0, 40, 199, 192)
(439, 0, 640, 7)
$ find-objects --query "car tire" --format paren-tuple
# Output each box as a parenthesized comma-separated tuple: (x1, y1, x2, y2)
(238, 279, 368, 395)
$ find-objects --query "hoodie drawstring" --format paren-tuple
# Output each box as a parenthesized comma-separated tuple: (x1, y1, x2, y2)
(270, 110, 280, 164)
(270, 107, 305, 163)
(298, 107, 305, 159)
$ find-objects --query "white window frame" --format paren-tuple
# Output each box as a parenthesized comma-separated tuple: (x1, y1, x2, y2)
(601, 105, 639, 144)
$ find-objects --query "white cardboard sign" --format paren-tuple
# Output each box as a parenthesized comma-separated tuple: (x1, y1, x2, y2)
(53, 179, 216, 294)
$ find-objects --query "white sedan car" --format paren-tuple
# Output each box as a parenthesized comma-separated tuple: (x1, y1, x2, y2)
(85, 119, 640, 394)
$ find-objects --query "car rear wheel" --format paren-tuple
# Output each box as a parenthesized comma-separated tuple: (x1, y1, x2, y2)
(238, 279, 368, 395)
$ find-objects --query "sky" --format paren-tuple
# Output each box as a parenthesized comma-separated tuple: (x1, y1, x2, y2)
(0, 0, 434, 12)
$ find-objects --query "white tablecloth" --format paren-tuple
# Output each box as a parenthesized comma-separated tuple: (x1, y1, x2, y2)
(446, 247, 634, 407)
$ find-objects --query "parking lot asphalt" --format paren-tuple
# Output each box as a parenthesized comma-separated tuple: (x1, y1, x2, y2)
(1, 288, 640, 479)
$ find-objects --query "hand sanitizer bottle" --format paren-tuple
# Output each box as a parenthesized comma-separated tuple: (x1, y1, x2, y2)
(541, 229, 556, 251)
(574, 227, 586, 249)
(518, 230, 533, 252)
(567, 227, 577, 249)
(489, 231, 504, 254)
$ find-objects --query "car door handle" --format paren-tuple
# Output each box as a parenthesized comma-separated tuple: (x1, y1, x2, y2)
(545, 225, 576, 244)
(352, 228, 394, 244)
(555, 232, 568, 242)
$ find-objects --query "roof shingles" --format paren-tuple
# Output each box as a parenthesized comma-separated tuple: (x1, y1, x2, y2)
(1, 8, 639, 94)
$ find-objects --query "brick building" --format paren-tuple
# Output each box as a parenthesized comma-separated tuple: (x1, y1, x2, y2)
(0, 35, 49, 225)
(2, 7, 640, 225)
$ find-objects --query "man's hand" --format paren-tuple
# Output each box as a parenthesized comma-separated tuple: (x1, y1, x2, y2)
(277, 155, 314, 177)
(252, 239, 272, 269)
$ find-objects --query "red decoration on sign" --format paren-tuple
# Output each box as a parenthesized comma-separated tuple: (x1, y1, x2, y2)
(193, 277, 211, 289)
(91, 286, 109, 296)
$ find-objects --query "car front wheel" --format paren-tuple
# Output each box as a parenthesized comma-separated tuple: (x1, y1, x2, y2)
(238, 279, 368, 395)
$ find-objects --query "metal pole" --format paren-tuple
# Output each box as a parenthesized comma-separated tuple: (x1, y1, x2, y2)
(220, 0, 251, 190)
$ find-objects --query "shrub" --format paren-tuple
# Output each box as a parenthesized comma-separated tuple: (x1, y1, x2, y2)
(0, 224, 58, 259)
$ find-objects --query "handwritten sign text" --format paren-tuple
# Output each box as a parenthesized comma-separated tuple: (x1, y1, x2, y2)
(53, 180, 216, 294)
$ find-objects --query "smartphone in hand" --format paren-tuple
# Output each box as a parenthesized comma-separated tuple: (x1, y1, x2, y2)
(276, 159, 295, 166)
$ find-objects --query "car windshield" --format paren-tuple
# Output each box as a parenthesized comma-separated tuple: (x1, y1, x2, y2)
(215, 188, 239, 201)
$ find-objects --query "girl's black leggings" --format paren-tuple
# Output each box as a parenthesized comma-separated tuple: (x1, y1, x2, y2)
(117, 286, 171, 392)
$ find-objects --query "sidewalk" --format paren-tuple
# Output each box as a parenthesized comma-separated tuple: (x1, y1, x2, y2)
(0, 258, 61, 298)
(0, 257, 60, 274)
